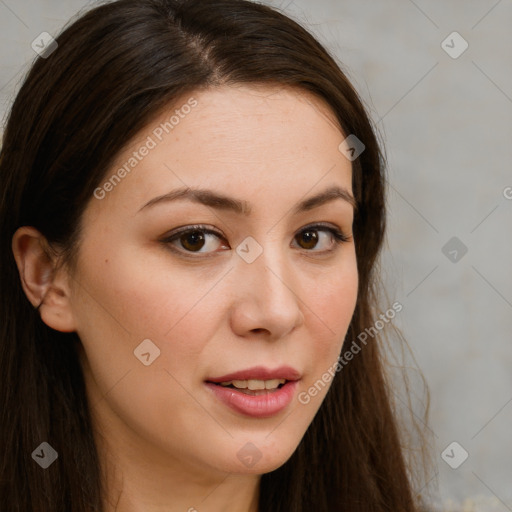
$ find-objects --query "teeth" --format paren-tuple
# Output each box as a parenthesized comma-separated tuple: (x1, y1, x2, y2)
(264, 379, 284, 390)
(219, 379, 286, 390)
(247, 379, 264, 390)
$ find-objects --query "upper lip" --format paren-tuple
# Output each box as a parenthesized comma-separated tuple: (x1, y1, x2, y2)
(206, 365, 301, 383)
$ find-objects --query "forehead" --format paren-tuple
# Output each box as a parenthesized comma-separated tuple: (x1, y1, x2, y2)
(88, 84, 353, 218)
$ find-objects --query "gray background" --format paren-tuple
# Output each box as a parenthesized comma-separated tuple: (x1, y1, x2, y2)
(1, 1, 511, 510)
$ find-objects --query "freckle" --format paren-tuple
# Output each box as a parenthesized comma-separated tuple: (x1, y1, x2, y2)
(105, 259, 109, 264)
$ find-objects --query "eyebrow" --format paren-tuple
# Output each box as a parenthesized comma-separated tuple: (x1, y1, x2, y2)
(139, 184, 356, 215)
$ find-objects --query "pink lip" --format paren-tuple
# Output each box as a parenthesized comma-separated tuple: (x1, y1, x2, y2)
(205, 381, 298, 418)
(205, 366, 301, 418)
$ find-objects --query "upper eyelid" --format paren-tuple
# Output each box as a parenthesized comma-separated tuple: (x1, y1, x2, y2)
(165, 224, 222, 236)
(163, 222, 345, 240)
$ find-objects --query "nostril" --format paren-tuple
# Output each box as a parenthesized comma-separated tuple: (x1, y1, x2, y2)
(251, 328, 267, 334)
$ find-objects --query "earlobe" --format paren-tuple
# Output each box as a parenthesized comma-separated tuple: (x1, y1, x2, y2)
(11, 226, 77, 333)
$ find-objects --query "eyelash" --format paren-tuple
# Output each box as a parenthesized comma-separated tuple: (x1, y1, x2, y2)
(160, 222, 351, 258)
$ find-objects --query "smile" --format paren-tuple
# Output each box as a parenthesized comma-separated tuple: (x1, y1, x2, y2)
(205, 366, 300, 418)
(219, 378, 286, 393)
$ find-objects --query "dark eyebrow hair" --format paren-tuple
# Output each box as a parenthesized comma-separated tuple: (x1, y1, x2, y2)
(138, 185, 356, 215)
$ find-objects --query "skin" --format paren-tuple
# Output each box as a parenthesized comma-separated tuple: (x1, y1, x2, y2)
(13, 84, 358, 512)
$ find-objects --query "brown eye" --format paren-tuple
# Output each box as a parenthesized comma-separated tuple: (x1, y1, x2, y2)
(180, 231, 206, 252)
(293, 225, 349, 252)
(296, 229, 319, 250)
(163, 225, 228, 256)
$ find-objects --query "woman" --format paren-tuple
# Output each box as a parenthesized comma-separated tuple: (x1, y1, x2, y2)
(0, 0, 427, 510)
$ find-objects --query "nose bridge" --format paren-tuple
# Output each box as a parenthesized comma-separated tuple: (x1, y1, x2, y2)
(242, 237, 293, 300)
(230, 236, 304, 337)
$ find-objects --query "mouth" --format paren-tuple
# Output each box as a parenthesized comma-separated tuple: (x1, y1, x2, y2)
(215, 378, 287, 395)
(205, 366, 300, 418)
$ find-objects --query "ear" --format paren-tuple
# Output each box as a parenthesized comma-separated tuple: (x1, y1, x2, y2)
(11, 226, 77, 332)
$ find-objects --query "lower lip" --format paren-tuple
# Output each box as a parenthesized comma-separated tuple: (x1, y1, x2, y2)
(205, 381, 298, 418)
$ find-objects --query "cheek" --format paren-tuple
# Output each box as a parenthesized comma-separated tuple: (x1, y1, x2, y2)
(71, 247, 233, 463)
(297, 257, 358, 405)
(307, 259, 358, 345)
(72, 245, 219, 366)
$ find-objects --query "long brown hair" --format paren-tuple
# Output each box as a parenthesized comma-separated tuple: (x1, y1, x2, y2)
(0, 0, 423, 510)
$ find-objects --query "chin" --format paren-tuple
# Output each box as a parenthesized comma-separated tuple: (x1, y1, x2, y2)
(213, 434, 302, 476)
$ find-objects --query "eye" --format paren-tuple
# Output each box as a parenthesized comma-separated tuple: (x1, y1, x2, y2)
(162, 225, 228, 254)
(293, 224, 350, 252)
(161, 223, 350, 257)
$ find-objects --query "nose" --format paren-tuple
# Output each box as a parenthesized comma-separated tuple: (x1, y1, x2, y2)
(229, 249, 305, 340)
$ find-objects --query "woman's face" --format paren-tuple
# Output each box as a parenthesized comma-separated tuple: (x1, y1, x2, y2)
(70, 84, 358, 478)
